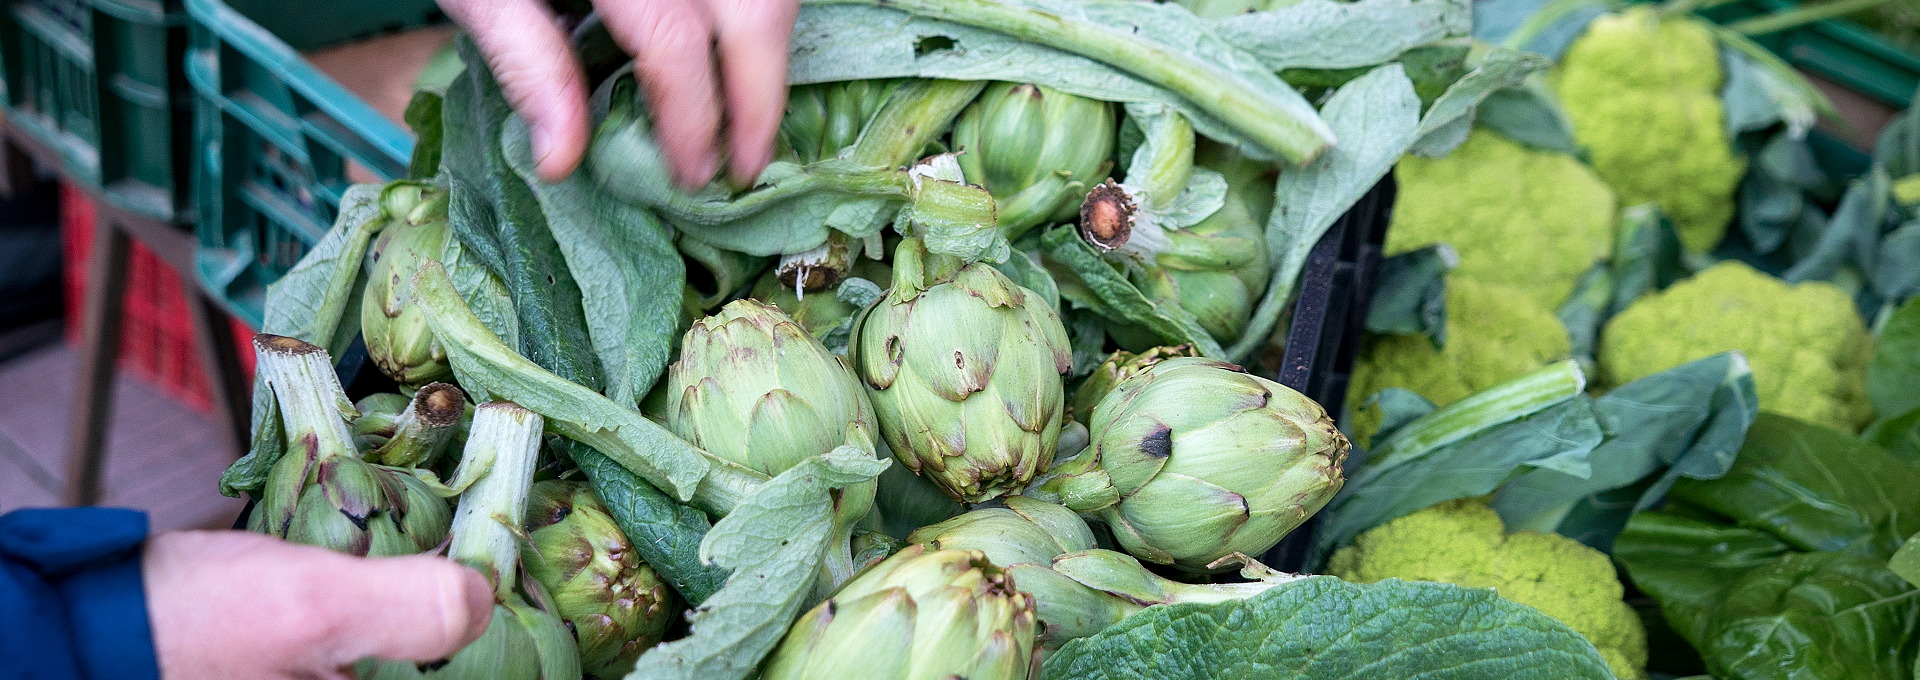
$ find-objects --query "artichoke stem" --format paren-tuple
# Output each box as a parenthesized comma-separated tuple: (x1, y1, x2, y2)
(367, 382, 466, 467)
(254, 334, 359, 464)
(776, 237, 852, 294)
(448, 401, 545, 595)
(848, 80, 989, 168)
(1078, 181, 1137, 253)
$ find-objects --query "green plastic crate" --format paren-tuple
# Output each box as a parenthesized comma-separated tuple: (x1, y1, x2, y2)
(1693, 0, 1920, 106)
(0, 0, 193, 221)
(186, 0, 443, 326)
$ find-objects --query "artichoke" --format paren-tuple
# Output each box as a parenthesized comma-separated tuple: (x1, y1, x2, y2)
(779, 80, 897, 164)
(363, 402, 580, 680)
(350, 392, 412, 449)
(522, 481, 675, 680)
(248, 335, 450, 557)
(365, 382, 466, 468)
(953, 82, 1116, 239)
(759, 543, 1038, 680)
(1067, 346, 1198, 423)
(850, 238, 1073, 503)
(361, 183, 454, 388)
(657, 299, 881, 581)
(1041, 357, 1348, 571)
(1104, 148, 1274, 347)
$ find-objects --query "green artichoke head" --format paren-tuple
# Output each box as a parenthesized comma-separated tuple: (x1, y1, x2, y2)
(760, 544, 1038, 680)
(953, 82, 1116, 238)
(521, 480, 676, 680)
(265, 452, 452, 557)
(908, 497, 1095, 568)
(661, 299, 881, 475)
(1068, 346, 1199, 424)
(850, 239, 1073, 503)
(361, 183, 454, 388)
(780, 79, 897, 163)
(1048, 357, 1348, 571)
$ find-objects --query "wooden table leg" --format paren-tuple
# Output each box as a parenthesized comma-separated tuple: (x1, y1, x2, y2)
(63, 213, 130, 507)
(188, 291, 251, 458)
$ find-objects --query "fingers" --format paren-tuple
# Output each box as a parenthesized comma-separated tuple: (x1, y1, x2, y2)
(144, 531, 493, 680)
(707, 0, 800, 184)
(440, 0, 590, 181)
(599, 0, 723, 189)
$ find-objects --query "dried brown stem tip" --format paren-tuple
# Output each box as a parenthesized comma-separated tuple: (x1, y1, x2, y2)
(414, 382, 467, 427)
(256, 333, 323, 355)
(1078, 180, 1136, 252)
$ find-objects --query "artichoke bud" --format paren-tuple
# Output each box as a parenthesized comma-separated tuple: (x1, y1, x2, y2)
(954, 82, 1116, 238)
(367, 382, 467, 468)
(908, 496, 1096, 567)
(760, 544, 1039, 680)
(1069, 346, 1199, 423)
(522, 480, 675, 679)
(780, 80, 895, 163)
(251, 334, 449, 556)
(362, 184, 454, 388)
(1043, 357, 1349, 571)
(850, 238, 1074, 503)
(351, 392, 412, 449)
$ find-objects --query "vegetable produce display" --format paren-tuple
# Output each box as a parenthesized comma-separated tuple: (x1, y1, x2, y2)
(214, 0, 1920, 677)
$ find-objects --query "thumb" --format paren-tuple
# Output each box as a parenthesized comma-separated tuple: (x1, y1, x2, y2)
(312, 554, 496, 665)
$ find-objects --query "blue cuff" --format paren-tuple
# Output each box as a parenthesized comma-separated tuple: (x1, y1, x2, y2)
(1, 508, 160, 680)
(56, 549, 161, 680)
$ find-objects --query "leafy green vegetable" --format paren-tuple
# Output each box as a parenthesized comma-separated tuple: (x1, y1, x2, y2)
(1892, 534, 1920, 589)
(1490, 352, 1757, 549)
(1207, 0, 1469, 72)
(1039, 577, 1614, 680)
(1042, 228, 1225, 357)
(1615, 414, 1920, 680)
(1864, 407, 1920, 465)
(1868, 296, 1920, 420)
(1364, 245, 1455, 345)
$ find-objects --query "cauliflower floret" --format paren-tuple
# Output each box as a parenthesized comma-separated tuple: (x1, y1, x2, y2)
(1345, 278, 1572, 446)
(1328, 498, 1649, 680)
(1554, 7, 1745, 253)
(1598, 260, 1872, 431)
(1894, 174, 1920, 207)
(1389, 129, 1618, 309)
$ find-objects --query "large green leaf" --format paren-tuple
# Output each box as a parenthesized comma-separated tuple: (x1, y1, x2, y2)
(1039, 577, 1614, 680)
(1868, 296, 1920, 421)
(1491, 352, 1758, 549)
(1042, 228, 1225, 357)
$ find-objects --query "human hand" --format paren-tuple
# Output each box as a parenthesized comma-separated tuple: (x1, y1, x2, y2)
(441, 0, 802, 188)
(143, 531, 493, 680)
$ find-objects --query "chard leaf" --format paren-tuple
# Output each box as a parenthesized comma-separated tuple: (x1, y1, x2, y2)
(1234, 64, 1419, 362)
(1041, 228, 1225, 357)
(627, 447, 888, 679)
(1490, 352, 1758, 550)
(502, 118, 684, 407)
(1307, 361, 1599, 569)
(1040, 577, 1613, 680)
(1868, 294, 1920, 421)
(1208, 0, 1470, 71)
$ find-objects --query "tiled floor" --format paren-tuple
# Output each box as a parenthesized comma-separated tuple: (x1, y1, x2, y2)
(0, 343, 246, 532)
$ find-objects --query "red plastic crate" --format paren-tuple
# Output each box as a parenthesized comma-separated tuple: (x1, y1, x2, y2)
(60, 182, 254, 413)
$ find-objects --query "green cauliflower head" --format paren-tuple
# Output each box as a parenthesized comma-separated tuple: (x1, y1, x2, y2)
(1390, 129, 1617, 309)
(1598, 260, 1873, 431)
(1554, 7, 1745, 253)
(1345, 278, 1573, 446)
(1328, 498, 1648, 680)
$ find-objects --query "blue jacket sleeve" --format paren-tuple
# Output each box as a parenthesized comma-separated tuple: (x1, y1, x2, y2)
(0, 508, 161, 680)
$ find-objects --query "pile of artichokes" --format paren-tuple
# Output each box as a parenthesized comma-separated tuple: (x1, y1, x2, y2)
(229, 13, 1361, 677)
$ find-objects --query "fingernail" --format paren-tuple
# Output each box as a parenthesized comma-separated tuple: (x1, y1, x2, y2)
(531, 124, 562, 179)
(460, 569, 494, 640)
(678, 153, 718, 191)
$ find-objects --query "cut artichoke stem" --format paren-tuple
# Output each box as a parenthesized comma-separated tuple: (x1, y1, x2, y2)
(447, 401, 546, 595)
(254, 334, 359, 465)
(1078, 180, 1138, 253)
(367, 382, 466, 467)
(776, 237, 852, 294)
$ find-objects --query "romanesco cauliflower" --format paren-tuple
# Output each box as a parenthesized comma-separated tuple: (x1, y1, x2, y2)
(1894, 174, 1920, 207)
(1554, 7, 1745, 254)
(1345, 277, 1572, 446)
(1389, 129, 1617, 309)
(1328, 498, 1649, 680)
(1598, 260, 1873, 431)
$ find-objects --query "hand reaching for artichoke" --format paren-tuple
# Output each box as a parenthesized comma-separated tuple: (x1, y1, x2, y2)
(143, 531, 493, 680)
(439, 0, 801, 187)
